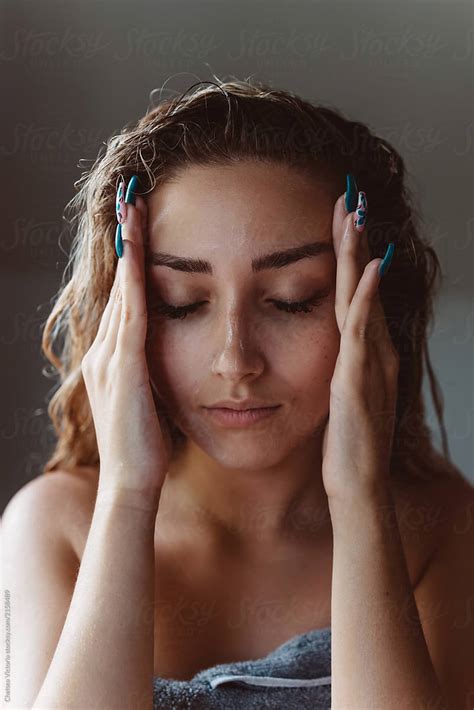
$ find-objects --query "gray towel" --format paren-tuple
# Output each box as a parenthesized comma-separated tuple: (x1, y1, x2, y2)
(153, 625, 331, 709)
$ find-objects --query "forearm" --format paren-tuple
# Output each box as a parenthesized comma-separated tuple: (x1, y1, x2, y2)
(329, 489, 448, 709)
(33, 488, 159, 710)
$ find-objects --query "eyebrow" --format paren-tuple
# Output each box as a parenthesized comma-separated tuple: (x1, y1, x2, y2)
(145, 240, 333, 274)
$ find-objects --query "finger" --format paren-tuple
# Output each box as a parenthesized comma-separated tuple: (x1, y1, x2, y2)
(95, 261, 121, 343)
(122, 190, 146, 282)
(333, 190, 370, 332)
(346, 217, 396, 361)
(134, 194, 148, 233)
(336, 214, 368, 333)
(331, 192, 348, 260)
(97, 258, 123, 360)
(98, 177, 147, 359)
(134, 194, 155, 333)
(341, 258, 396, 365)
(333, 190, 396, 360)
(101, 262, 124, 358)
(116, 189, 148, 356)
(133, 195, 149, 287)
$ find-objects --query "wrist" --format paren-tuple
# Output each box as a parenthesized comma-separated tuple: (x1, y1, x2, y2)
(95, 485, 161, 515)
(328, 486, 396, 538)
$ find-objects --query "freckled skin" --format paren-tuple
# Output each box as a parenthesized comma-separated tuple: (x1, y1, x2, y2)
(143, 161, 342, 546)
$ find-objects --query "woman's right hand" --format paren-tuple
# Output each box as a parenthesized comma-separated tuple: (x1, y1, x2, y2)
(81, 181, 172, 510)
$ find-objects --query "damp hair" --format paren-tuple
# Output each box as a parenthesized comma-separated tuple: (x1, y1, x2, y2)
(40, 75, 464, 484)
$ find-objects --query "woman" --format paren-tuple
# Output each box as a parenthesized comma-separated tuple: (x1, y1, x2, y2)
(3, 79, 472, 709)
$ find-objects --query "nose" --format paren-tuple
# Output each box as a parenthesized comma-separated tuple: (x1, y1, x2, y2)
(210, 308, 265, 382)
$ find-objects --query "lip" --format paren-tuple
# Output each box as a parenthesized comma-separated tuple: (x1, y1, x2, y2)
(205, 400, 280, 410)
(203, 405, 281, 428)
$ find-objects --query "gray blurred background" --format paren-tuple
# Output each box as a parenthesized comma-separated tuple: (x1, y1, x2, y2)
(1, 0, 473, 513)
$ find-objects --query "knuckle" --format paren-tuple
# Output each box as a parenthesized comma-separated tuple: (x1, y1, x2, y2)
(386, 348, 400, 373)
(345, 322, 369, 342)
(107, 353, 123, 379)
(343, 211, 353, 234)
(81, 351, 92, 372)
(121, 306, 147, 324)
(94, 349, 111, 374)
(334, 292, 346, 313)
(330, 373, 356, 402)
(124, 222, 142, 242)
(111, 347, 146, 378)
(82, 346, 109, 381)
(390, 344, 400, 361)
(121, 305, 134, 323)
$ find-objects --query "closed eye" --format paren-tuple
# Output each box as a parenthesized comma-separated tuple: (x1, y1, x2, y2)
(151, 287, 331, 320)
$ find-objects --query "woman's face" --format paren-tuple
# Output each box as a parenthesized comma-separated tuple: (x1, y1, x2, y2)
(144, 160, 341, 470)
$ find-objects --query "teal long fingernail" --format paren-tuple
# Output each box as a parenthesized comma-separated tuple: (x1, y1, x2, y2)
(379, 242, 395, 277)
(345, 173, 358, 213)
(115, 222, 123, 258)
(125, 175, 138, 205)
(354, 191, 368, 232)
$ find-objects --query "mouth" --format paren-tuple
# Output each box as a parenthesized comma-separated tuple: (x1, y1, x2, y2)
(202, 405, 281, 428)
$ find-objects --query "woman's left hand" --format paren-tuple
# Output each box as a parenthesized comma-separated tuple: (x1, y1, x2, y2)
(321, 188, 398, 506)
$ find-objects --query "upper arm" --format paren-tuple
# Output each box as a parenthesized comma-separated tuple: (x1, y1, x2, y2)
(414, 478, 474, 710)
(1, 473, 81, 709)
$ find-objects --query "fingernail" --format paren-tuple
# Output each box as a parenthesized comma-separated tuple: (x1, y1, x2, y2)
(345, 173, 358, 213)
(116, 180, 127, 224)
(115, 223, 123, 258)
(353, 191, 368, 233)
(125, 175, 138, 205)
(378, 242, 395, 277)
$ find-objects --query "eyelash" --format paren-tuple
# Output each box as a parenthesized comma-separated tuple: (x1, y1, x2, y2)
(152, 290, 330, 320)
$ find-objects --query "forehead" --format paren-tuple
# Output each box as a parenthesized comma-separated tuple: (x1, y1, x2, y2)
(145, 162, 336, 254)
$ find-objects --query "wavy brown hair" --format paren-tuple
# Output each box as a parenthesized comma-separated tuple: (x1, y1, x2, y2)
(40, 76, 464, 484)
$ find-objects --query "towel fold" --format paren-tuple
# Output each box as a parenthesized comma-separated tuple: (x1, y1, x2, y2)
(153, 625, 331, 709)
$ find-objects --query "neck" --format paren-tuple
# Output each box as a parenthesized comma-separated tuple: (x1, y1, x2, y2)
(157, 433, 332, 556)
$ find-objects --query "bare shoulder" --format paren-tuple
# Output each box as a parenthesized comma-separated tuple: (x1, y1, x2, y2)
(391, 470, 474, 589)
(3, 466, 99, 562)
(392, 470, 474, 535)
(422, 472, 474, 548)
(402, 474, 474, 709)
(1, 468, 101, 710)
(47, 466, 100, 560)
(3, 468, 87, 519)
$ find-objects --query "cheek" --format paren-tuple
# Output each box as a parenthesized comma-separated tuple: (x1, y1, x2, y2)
(270, 308, 340, 378)
(271, 320, 340, 434)
(145, 327, 203, 403)
(274, 330, 339, 395)
(145, 309, 341, 398)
